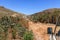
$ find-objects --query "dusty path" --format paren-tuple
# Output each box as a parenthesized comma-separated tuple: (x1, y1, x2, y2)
(28, 21, 56, 40)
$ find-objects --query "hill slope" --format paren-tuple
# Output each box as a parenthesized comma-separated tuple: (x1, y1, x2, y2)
(0, 6, 26, 17)
(29, 8, 60, 24)
(0, 6, 60, 40)
(0, 6, 30, 40)
(28, 8, 60, 40)
(0, 6, 29, 27)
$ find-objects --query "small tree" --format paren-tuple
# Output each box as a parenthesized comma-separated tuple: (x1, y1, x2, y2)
(23, 30, 33, 40)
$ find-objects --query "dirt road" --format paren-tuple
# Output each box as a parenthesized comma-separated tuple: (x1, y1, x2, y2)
(28, 21, 56, 40)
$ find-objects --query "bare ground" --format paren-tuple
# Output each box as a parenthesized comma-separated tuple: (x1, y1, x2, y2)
(28, 21, 60, 40)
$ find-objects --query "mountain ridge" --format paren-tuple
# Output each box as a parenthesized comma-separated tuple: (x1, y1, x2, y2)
(0, 6, 60, 40)
(29, 8, 60, 25)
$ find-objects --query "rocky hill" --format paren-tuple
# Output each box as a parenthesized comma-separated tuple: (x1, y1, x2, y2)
(29, 8, 60, 25)
(0, 6, 32, 40)
(0, 6, 60, 40)
(0, 6, 24, 16)
(0, 6, 29, 27)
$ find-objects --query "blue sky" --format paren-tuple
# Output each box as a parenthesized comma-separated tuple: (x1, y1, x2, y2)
(0, 0, 60, 15)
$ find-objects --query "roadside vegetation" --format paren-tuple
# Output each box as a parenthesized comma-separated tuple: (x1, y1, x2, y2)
(0, 16, 33, 40)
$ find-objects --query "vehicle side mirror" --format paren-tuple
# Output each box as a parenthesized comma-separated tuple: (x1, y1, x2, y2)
(47, 27, 52, 34)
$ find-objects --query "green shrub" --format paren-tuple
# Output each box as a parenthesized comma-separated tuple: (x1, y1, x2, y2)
(23, 30, 33, 40)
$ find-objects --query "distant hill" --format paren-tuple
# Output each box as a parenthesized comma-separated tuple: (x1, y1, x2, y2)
(29, 8, 60, 24)
(0, 6, 26, 17)
(0, 6, 29, 27)
(0, 6, 31, 40)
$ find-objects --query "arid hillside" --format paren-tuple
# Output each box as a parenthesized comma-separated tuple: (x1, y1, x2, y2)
(29, 8, 60, 24)
(0, 6, 60, 40)
(28, 8, 60, 40)
(0, 6, 31, 40)
(0, 6, 28, 27)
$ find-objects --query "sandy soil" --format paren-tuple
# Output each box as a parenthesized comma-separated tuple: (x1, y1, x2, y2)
(28, 20, 60, 40)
